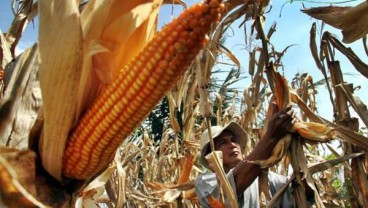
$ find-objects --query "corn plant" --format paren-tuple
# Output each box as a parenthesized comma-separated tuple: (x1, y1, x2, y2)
(0, 0, 367, 207)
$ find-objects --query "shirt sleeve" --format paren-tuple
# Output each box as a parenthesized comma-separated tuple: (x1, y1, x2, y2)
(194, 169, 238, 208)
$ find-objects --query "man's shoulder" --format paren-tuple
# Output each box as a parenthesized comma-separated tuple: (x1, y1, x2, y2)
(268, 171, 288, 181)
(195, 172, 216, 186)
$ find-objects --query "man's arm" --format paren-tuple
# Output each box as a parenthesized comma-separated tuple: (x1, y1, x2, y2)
(232, 104, 295, 194)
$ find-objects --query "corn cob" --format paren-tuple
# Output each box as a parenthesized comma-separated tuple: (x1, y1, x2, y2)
(0, 69, 4, 81)
(62, 0, 224, 180)
(290, 122, 334, 142)
(177, 155, 195, 184)
(206, 193, 225, 208)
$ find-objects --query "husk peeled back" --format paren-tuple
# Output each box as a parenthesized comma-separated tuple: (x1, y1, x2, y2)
(38, 0, 162, 180)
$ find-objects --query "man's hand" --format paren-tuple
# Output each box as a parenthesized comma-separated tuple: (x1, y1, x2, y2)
(232, 103, 298, 194)
(264, 103, 297, 141)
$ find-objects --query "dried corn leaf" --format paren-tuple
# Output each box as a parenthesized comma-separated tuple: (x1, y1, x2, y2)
(289, 140, 309, 208)
(147, 181, 172, 190)
(115, 152, 126, 207)
(316, 118, 367, 153)
(83, 165, 116, 193)
(290, 138, 325, 208)
(274, 71, 290, 109)
(300, 75, 315, 109)
(167, 92, 181, 133)
(351, 158, 368, 207)
(0, 30, 12, 70)
(0, 45, 40, 149)
(265, 64, 290, 109)
(215, 93, 224, 125)
(309, 23, 323, 71)
(169, 64, 192, 112)
(308, 152, 364, 174)
(334, 126, 368, 152)
(197, 59, 213, 118)
(196, 3, 229, 120)
(336, 84, 368, 128)
(290, 91, 324, 123)
(163, 189, 181, 203)
(218, 44, 241, 69)
(205, 151, 238, 208)
(181, 73, 198, 142)
(269, 152, 364, 207)
(248, 49, 256, 76)
(87, 40, 113, 84)
(163, 0, 186, 7)
(322, 32, 368, 79)
(303, 2, 368, 43)
(38, 0, 82, 180)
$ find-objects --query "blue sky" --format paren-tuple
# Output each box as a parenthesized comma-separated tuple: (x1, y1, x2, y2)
(0, 1, 39, 54)
(159, 0, 367, 126)
(1, 0, 367, 127)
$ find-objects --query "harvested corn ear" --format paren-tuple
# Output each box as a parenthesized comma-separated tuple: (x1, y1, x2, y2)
(62, 0, 224, 180)
(206, 193, 225, 208)
(290, 122, 334, 142)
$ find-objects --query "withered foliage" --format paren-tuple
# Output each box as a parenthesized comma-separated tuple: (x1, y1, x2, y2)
(0, 0, 367, 207)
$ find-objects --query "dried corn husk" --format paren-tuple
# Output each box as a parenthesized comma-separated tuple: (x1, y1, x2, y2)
(77, 0, 162, 114)
(177, 154, 195, 184)
(290, 122, 334, 142)
(38, 0, 162, 180)
(38, 0, 83, 180)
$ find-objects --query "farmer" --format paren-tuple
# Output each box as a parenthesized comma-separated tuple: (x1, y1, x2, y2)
(195, 104, 313, 207)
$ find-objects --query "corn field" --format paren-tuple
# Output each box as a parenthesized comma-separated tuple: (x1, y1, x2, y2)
(0, 0, 367, 207)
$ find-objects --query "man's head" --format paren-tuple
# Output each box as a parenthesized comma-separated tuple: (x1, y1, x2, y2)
(200, 122, 248, 171)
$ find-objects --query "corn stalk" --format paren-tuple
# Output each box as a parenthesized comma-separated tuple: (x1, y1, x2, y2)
(1, 0, 368, 207)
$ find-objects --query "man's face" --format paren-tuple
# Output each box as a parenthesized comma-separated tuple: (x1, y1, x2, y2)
(214, 130, 243, 171)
